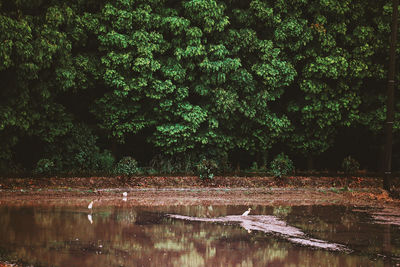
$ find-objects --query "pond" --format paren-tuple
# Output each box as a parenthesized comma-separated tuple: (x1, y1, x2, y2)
(0, 205, 399, 266)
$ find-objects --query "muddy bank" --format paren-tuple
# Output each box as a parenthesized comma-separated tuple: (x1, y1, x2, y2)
(0, 175, 399, 210)
(0, 187, 399, 210)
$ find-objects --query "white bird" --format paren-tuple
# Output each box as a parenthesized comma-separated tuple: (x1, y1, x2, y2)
(88, 201, 94, 210)
(242, 208, 252, 216)
(123, 192, 128, 197)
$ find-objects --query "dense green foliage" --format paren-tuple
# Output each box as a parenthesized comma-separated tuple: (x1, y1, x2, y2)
(0, 0, 399, 175)
(113, 156, 140, 176)
(341, 155, 360, 175)
(196, 158, 218, 179)
(270, 153, 294, 178)
(34, 158, 56, 175)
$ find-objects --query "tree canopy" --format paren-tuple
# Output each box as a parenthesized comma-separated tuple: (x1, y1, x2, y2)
(0, 0, 399, 175)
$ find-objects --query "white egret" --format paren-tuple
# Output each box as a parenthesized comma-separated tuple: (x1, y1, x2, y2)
(87, 201, 95, 223)
(123, 192, 128, 197)
(242, 208, 251, 216)
(88, 200, 94, 210)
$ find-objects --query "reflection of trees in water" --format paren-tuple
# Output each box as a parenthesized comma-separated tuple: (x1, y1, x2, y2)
(288, 206, 362, 239)
(273, 206, 292, 217)
(286, 206, 400, 261)
(116, 209, 137, 224)
(0, 206, 392, 267)
(0, 206, 291, 266)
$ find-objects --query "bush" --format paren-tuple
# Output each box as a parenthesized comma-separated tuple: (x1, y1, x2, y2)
(34, 159, 55, 175)
(150, 154, 197, 174)
(114, 156, 140, 176)
(93, 150, 115, 173)
(43, 124, 115, 174)
(250, 162, 259, 172)
(249, 161, 266, 173)
(341, 156, 360, 175)
(144, 168, 158, 175)
(270, 153, 294, 178)
(150, 154, 175, 174)
(196, 158, 218, 180)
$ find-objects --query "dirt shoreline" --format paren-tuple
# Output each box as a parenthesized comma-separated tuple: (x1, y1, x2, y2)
(0, 176, 399, 209)
(0, 187, 397, 207)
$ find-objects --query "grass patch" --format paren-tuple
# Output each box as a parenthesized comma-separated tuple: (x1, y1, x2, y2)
(329, 187, 353, 193)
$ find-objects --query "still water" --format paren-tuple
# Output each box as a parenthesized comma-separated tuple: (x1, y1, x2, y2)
(0, 205, 399, 267)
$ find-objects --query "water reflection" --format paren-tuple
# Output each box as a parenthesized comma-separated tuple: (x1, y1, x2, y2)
(87, 214, 93, 224)
(0, 205, 398, 267)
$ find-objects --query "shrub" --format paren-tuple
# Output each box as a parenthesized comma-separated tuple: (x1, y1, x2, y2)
(196, 158, 218, 180)
(94, 150, 115, 173)
(34, 159, 55, 175)
(150, 154, 197, 174)
(341, 156, 360, 175)
(270, 153, 294, 178)
(145, 168, 158, 175)
(250, 162, 259, 172)
(249, 161, 266, 173)
(150, 154, 175, 174)
(114, 156, 140, 176)
(176, 154, 197, 174)
(43, 124, 114, 174)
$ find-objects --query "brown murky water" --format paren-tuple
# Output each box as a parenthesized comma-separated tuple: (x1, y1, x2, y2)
(0, 205, 399, 267)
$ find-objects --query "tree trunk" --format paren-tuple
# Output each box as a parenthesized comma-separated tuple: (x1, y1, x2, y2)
(384, 0, 398, 191)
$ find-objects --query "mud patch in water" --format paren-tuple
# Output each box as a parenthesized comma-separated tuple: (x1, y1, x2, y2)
(167, 214, 350, 251)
